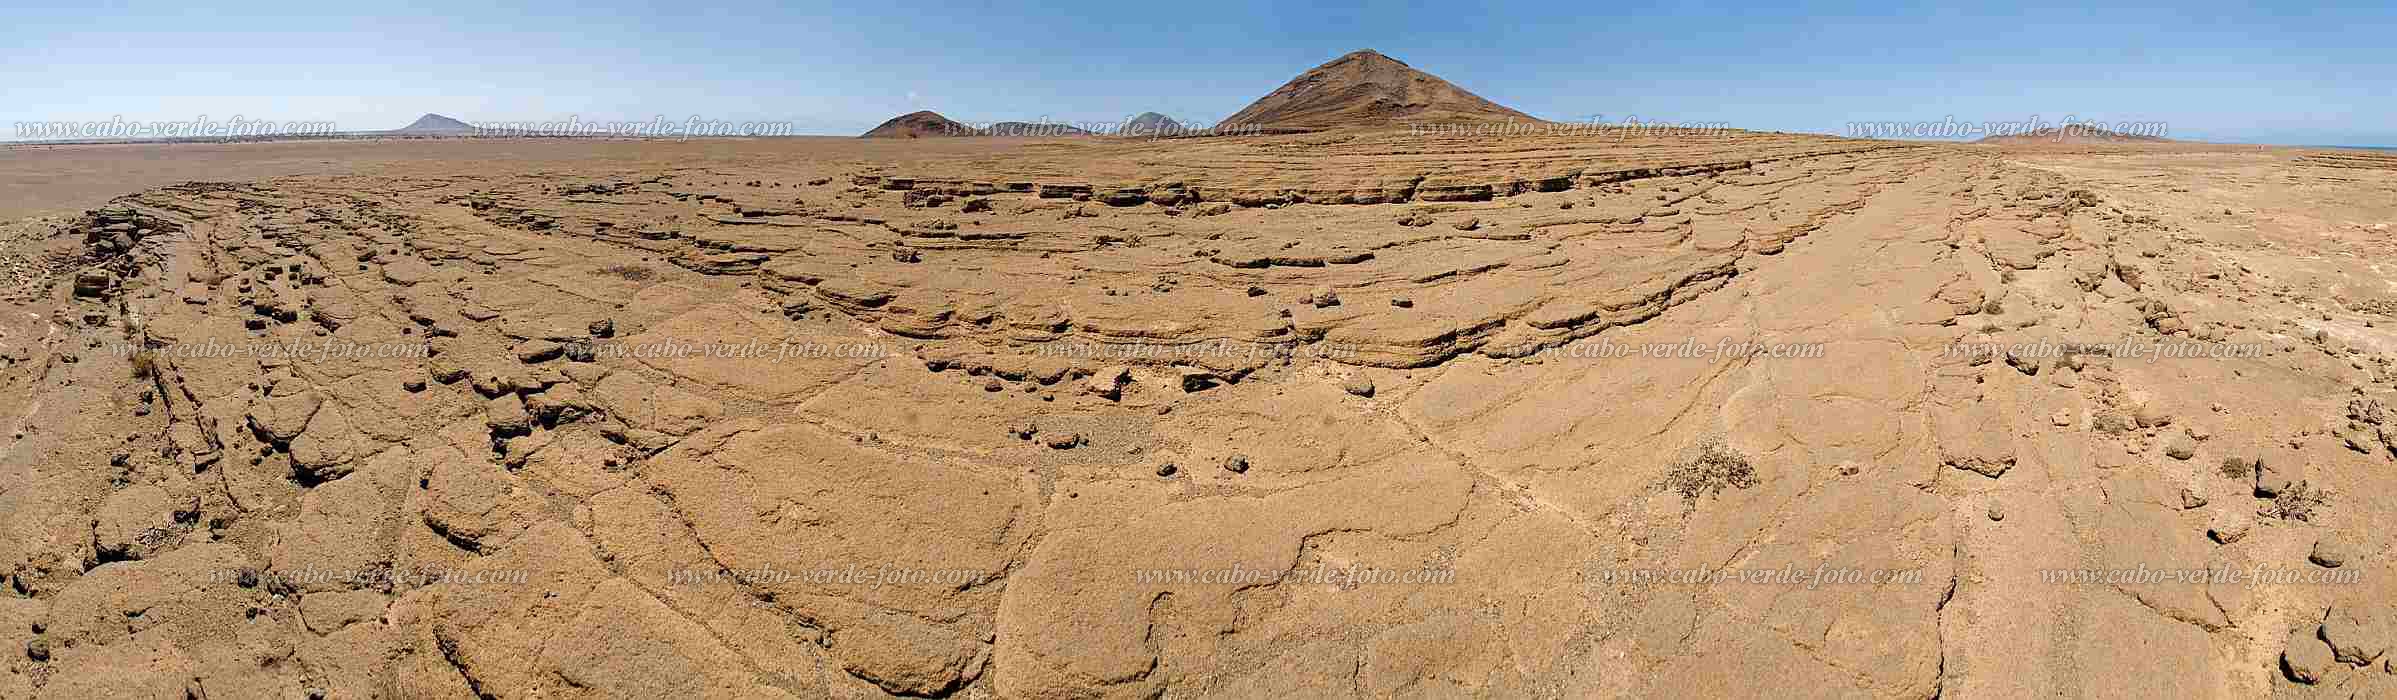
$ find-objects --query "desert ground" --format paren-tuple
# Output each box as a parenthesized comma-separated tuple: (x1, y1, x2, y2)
(4, 118, 2397, 698)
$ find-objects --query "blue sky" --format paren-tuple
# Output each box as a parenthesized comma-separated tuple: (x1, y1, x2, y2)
(6, 0, 2393, 144)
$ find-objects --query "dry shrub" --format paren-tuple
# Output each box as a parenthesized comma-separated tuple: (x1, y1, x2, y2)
(596, 264, 654, 282)
(2217, 457, 2253, 480)
(130, 349, 159, 379)
(2261, 482, 2328, 522)
(1663, 435, 1758, 503)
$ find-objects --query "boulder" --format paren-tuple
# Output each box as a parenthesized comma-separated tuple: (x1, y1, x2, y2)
(93, 485, 174, 560)
(2206, 510, 2251, 544)
(2286, 627, 2337, 684)
(2256, 454, 2302, 497)
(73, 270, 115, 297)
(1178, 368, 1219, 392)
(1081, 366, 1129, 401)
(2310, 537, 2352, 568)
(516, 340, 565, 363)
(2324, 604, 2392, 666)
(486, 394, 533, 435)
(2134, 403, 2173, 428)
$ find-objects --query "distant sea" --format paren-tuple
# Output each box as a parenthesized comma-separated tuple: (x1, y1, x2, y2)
(2311, 145, 2397, 152)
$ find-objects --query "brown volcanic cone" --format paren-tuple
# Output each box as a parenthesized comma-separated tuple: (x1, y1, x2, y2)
(1222, 49, 1536, 130)
(861, 110, 972, 138)
(393, 113, 476, 135)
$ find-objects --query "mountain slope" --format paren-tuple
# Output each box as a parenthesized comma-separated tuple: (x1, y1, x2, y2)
(1121, 112, 1186, 136)
(861, 111, 972, 138)
(394, 113, 476, 135)
(1222, 49, 1535, 130)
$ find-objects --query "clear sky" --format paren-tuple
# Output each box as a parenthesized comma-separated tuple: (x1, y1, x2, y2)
(7, 0, 2393, 144)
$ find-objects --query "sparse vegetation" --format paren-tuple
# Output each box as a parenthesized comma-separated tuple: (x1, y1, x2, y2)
(130, 349, 159, 379)
(596, 264, 655, 281)
(1662, 435, 1758, 503)
(2261, 482, 2328, 522)
(4, 19, 2392, 698)
(2218, 456, 2254, 480)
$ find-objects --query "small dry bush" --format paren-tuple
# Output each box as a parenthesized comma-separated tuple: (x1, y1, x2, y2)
(130, 349, 159, 379)
(596, 264, 655, 282)
(2261, 482, 2328, 522)
(2217, 457, 2253, 480)
(1663, 435, 1758, 503)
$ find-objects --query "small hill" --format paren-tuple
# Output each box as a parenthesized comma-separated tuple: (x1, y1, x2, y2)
(1978, 126, 2171, 145)
(985, 121, 1092, 137)
(1120, 112, 1187, 136)
(394, 113, 476, 135)
(861, 111, 972, 138)
(1222, 49, 1535, 130)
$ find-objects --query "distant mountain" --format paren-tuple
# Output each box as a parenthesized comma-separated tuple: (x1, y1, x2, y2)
(861, 111, 972, 138)
(1120, 112, 1186, 136)
(1222, 49, 1535, 130)
(1978, 126, 2172, 145)
(394, 113, 476, 135)
(985, 121, 1092, 137)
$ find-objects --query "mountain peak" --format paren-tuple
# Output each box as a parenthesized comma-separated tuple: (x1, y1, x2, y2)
(1122, 112, 1187, 136)
(1334, 49, 1400, 64)
(1223, 50, 1533, 130)
(861, 110, 971, 138)
(395, 113, 474, 134)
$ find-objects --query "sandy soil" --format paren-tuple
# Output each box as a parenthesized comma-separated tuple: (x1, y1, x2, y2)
(2, 130, 2395, 698)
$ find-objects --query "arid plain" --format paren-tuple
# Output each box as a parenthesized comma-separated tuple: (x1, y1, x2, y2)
(6, 53, 2397, 699)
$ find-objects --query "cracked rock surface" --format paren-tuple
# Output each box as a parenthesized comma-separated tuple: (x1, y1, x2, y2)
(0, 133, 2395, 697)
